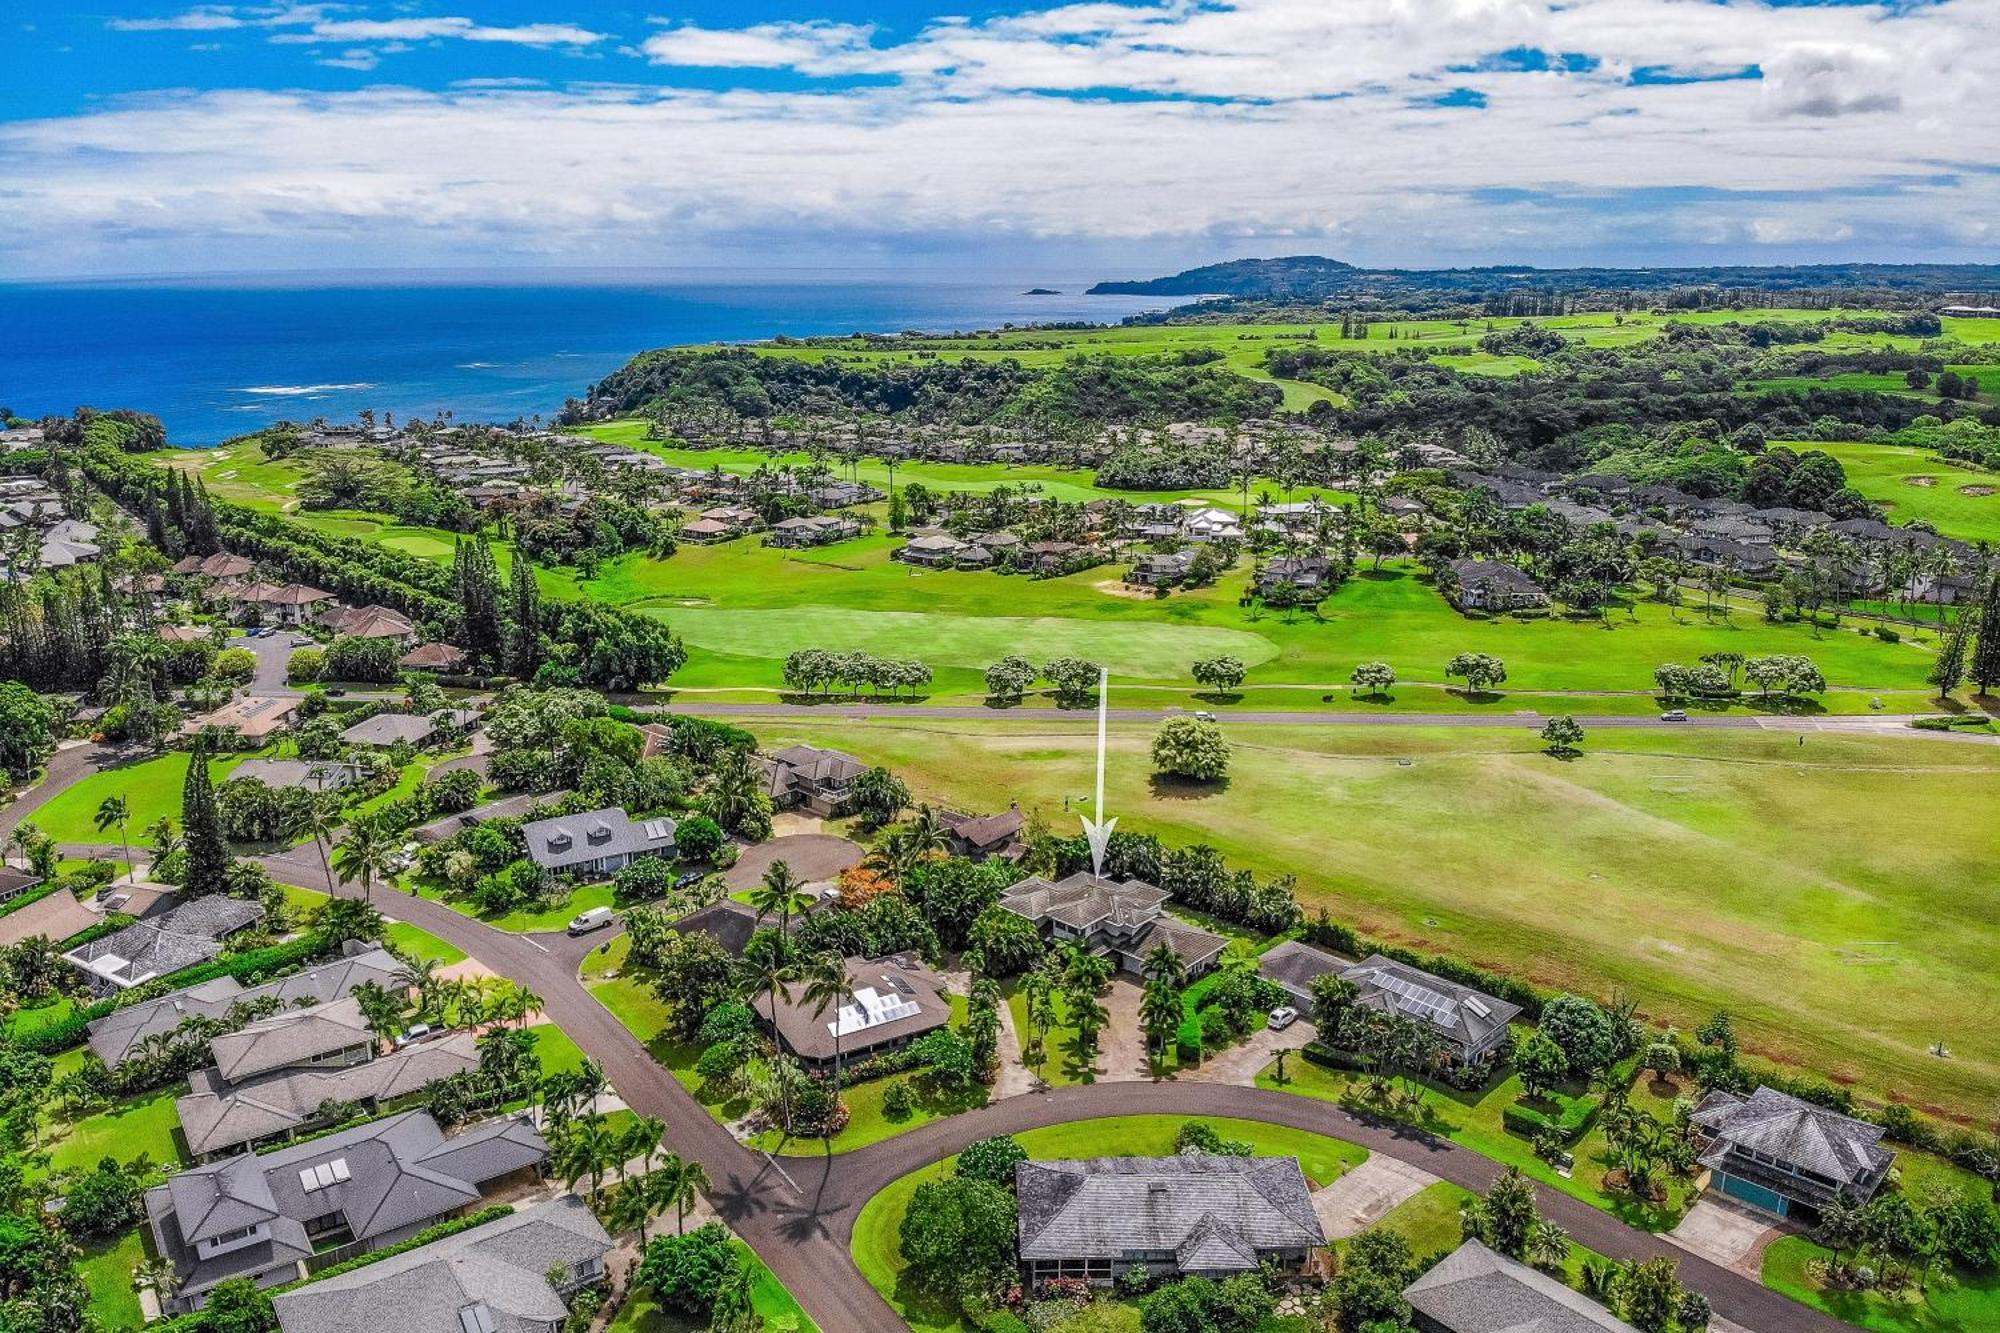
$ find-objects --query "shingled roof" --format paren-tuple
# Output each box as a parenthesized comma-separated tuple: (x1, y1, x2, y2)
(1016, 1156, 1323, 1271)
(1340, 954, 1520, 1061)
(1404, 1239, 1638, 1333)
(64, 895, 262, 989)
(1690, 1086, 1894, 1207)
(273, 1196, 612, 1333)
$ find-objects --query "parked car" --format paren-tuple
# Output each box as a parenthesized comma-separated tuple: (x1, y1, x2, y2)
(1267, 1006, 1299, 1031)
(1193, 710, 1218, 722)
(567, 906, 616, 936)
(672, 870, 706, 891)
(395, 1022, 434, 1048)
(1659, 709, 1689, 722)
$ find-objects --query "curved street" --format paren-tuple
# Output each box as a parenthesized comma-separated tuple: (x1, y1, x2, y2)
(13, 751, 1861, 1331)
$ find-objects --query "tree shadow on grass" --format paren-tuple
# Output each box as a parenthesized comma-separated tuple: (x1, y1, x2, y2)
(1148, 773, 1230, 801)
(1192, 691, 1244, 706)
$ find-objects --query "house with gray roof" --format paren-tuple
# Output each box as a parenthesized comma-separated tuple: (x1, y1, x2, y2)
(1000, 872, 1228, 978)
(1340, 954, 1520, 1067)
(754, 953, 950, 1069)
(1445, 559, 1549, 613)
(89, 944, 404, 1068)
(412, 790, 569, 845)
(1015, 1155, 1324, 1286)
(178, 1030, 482, 1160)
(229, 759, 365, 793)
(520, 805, 676, 877)
(272, 1195, 612, 1333)
(1258, 939, 1347, 1014)
(63, 895, 263, 993)
(340, 710, 476, 748)
(897, 532, 967, 566)
(1405, 1239, 1639, 1333)
(146, 1109, 548, 1311)
(940, 806, 1028, 861)
(1688, 1086, 1894, 1217)
(760, 744, 867, 816)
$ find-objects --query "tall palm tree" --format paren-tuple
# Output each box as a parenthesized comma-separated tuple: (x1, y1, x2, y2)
(394, 955, 441, 1014)
(653, 1154, 710, 1235)
(332, 813, 395, 903)
(621, 1115, 666, 1185)
(92, 795, 133, 883)
(555, 1112, 618, 1203)
(748, 859, 814, 938)
(746, 951, 799, 1135)
(287, 791, 345, 894)
(799, 951, 856, 1140)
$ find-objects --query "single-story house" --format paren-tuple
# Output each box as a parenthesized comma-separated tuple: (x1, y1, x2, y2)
(0, 887, 95, 949)
(89, 944, 403, 1068)
(338, 712, 469, 748)
(940, 806, 1028, 861)
(761, 744, 866, 817)
(1689, 1086, 1894, 1217)
(321, 605, 417, 642)
(411, 791, 567, 845)
(174, 552, 257, 580)
(670, 900, 773, 957)
(1445, 559, 1549, 613)
(755, 953, 950, 1070)
(398, 642, 469, 672)
(999, 873, 1227, 977)
(0, 866, 42, 902)
(145, 1110, 547, 1311)
(1405, 1239, 1639, 1333)
(677, 517, 736, 544)
(520, 806, 676, 877)
(1016, 1155, 1324, 1286)
(1339, 954, 1519, 1067)
(229, 759, 364, 792)
(178, 1030, 481, 1160)
(182, 695, 303, 744)
(271, 1195, 612, 1333)
(64, 896, 262, 993)
(1257, 939, 1346, 1015)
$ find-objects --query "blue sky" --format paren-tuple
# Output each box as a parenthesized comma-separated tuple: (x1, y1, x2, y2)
(2, 1, 1993, 278)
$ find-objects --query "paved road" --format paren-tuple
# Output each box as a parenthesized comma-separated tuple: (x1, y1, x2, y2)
(232, 846, 1845, 1333)
(0, 741, 125, 840)
(660, 698, 1996, 741)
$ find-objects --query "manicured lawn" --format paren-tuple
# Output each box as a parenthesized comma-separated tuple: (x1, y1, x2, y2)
(381, 917, 469, 965)
(1814, 440, 2000, 545)
(851, 1115, 1365, 1333)
(608, 1240, 818, 1332)
(7, 995, 76, 1040)
(30, 750, 251, 844)
(1259, 1057, 1691, 1231)
(436, 878, 618, 933)
(1355, 1180, 1475, 1259)
(76, 1228, 148, 1330)
(752, 1065, 988, 1157)
(526, 1023, 591, 1077)
(45, 1084, 185, 1174)
(1764, 1235, 2000, 1333)
(1004, 982, 1088, 1086)
(742, 716, 2000, 1119)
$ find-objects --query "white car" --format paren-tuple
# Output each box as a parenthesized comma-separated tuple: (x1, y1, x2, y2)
(1659, 709, 1689, 722)
(1193, 710, 1219, 723)
(567, 906, 616, 936)
(1267, 1006, 1300, 1031)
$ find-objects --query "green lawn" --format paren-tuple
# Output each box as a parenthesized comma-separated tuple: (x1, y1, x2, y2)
(1813, 440, 2000, 545)
(284, 885, 469, 965)
(30, 750, 252, 844)
(415, 877, 619, 933)
(1351, 1180, 1622, 1294)
(44, 1085, 185, 1174)
(525, 1023, 591, 1078)
(1260, 1057, 1691, 1231)
(609, 1239, 818, 1332)
(850, 1114, 1366, 1333)
(76, 1228, 148, 1330)
(1764, 1236, 2000, 1333)
(739, 717, 2000, 1120)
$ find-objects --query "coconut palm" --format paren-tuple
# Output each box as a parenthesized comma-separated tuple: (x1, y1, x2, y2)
(746, 950, 800, 1134)
(331, 813, 395, 903)
(1528, 1219, 1572, 1270)
(799, 950, 857, 1140)
(652, 1153, 711, 1235)
(553, 1111, 619, 1203)
(287, 791, 346, 894)
(748, 859, 815, 940)
(93, 795, 133, 884)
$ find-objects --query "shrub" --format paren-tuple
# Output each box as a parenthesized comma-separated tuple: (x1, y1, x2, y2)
(638, 1223, 739, 1315)
(882, 1079, 915, 1120)
(673, 814, 725, 863)
(956, 1135, 1028, 1188)
(1503, 1095, 1600, 1144)
(1174, 1015, 1205, 1065)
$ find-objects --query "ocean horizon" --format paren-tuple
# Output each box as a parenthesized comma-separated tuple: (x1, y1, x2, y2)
(0, 270, 1178, 445)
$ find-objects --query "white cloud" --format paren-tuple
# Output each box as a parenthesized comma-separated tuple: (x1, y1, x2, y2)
(318, 47, 379, 71)
(287, 17, 605, 47)
(34, 0, 2000, 275)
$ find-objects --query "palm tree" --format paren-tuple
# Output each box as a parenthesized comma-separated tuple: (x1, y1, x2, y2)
(351, 982, 406, 1042)
(332, 813, 395, 903)
(1139, 979, 1183, 1070)
(702, 748, 763, 834)
(1023, 965, 1057, 1076)
(287, 791, 345, 893)
(93, 795, 133, 884)
(746, 951, 799, 1135)
(1528, 1219, 1572, 1270)
(554, 1112, 618, 1203)
(135, 1257, 181, 1306)
(653, 1154, 710, 1235)
(394, 955, 442, 1015)
(799, 951, 856, 1138)
(748, 859, 814, 938)
(621, 1115, 666, 1185)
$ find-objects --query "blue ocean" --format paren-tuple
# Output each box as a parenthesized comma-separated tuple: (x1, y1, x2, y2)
(0, 271, 1177, 445)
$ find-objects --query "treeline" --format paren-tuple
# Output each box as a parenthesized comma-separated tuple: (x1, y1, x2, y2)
(578, 346, 1280, 428)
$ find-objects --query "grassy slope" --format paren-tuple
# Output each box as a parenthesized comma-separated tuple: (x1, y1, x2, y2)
(850, 1115, 1366, 1333)
(735, 717, 2000, 1119)
(1812, 440, 2000, 545)
(30, 751, 250, 844)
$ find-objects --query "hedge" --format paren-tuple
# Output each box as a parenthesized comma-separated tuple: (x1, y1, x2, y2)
(1502, 1095, 1600, 1144)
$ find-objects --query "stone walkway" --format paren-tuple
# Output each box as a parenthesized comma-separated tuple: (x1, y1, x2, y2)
(1310, 1154, 1440, 1239)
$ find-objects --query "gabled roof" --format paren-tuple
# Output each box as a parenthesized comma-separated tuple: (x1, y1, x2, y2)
(65, 895, 262, 988)
(209, 995, 374, 1084)
(520, 805, 676, 871)
(0, 887, 95, 949)
(1404, 1239, 1638, 1333)
(272, 1196, 612, 1333)
(1016, 1156, 1323, 1267)
(1257, 939, 1345, 1001)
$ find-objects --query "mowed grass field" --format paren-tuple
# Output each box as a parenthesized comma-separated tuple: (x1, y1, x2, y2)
(1812, 440, 2000, 545)
(737, 717, 2000, 1120)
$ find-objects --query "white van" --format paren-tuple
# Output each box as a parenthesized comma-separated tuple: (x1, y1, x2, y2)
(567, 906, 616, 936)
